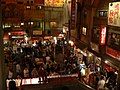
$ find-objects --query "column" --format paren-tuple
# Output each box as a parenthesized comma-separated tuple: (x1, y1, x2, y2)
(0, 3, 7, 90)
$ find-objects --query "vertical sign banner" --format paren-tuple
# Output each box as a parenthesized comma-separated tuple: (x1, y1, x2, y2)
(100, 26, 106, 45)
(108, 2, 120, 26)
(71, 0, 76, 30)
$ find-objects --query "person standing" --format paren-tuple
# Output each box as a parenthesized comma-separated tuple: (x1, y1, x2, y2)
(38, 65, 47, 83)
(31, 68, 39, 78)
(97, 75, 106, 90)
(23, 67, 29, 78)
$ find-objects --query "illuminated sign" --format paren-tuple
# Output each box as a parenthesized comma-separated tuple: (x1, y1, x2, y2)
(11, 31, 25, 36)
(100, 26, 106, 45)
(45, 0, 65, 7)
(108, 2, 120, 26)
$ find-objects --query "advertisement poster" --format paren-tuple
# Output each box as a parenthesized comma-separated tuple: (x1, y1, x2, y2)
(108, 2, 120, 26)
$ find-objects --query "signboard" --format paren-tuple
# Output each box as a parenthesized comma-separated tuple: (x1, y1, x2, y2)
(100, 26, 106, 45)
(11, 31, 25, 36)
(33, 30, 42, 35)
(108, 2, 120, 26)
(45, 0, 64, 7)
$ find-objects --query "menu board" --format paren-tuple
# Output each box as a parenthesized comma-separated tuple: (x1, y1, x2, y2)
(108, 2, 120, 26)
(45, 0, 65, 7)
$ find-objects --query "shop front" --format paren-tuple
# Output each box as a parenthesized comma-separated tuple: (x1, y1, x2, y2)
(104, 46, 120, 89)
(75, 47, 102, 88)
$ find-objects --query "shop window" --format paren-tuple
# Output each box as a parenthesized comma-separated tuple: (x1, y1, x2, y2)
(107, 32, 120, 50)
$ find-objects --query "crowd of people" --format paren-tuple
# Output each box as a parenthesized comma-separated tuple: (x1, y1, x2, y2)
(4, 38, 118, 90)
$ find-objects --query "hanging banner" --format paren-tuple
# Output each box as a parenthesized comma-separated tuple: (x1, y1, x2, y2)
(100, 26, 106, 45)
(108, 2, 120, 26)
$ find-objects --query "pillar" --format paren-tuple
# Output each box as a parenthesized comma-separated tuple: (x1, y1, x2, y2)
(0, 2, 7, 90)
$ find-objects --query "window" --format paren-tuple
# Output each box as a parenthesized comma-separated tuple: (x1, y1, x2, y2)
(28, 22, 33, 26)
(27, 1, 29, 4)
(107, 32, 120, 50)
(36, 6, 42, 10)
(92, 26, 100, 43)
(36, 22, 41, 28)
(99, 11, 107, 17)
(31, 1, 33, 4)
(26, 6, 31, 9)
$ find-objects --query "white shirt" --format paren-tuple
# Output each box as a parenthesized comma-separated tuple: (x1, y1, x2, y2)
(98, 79, 105, 89)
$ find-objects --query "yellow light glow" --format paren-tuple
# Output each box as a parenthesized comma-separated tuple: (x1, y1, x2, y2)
(45, 0, 65, 7)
